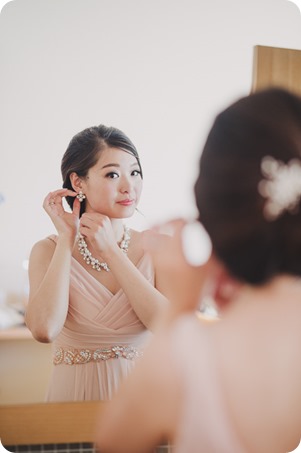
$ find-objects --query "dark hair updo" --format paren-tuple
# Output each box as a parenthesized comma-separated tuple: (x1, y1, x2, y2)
(61, 124, 142, 217)
(194, 88, 301, 285)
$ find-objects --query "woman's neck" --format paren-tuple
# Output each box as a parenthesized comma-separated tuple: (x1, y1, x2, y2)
(223, 274, 301, 317)
(110, 218, 127, 242)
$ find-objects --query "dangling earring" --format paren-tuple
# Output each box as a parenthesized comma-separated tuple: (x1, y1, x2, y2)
(76, 191, 86, 202)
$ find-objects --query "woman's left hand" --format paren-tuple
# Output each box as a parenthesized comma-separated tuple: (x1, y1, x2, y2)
(79, 213, 118, 257)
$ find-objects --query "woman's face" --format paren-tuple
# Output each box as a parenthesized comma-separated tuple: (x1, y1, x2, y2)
(81, 147, 143, 218)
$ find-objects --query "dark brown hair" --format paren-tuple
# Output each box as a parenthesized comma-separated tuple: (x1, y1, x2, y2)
(194, 88, 301, 284)
(61, 124, 142, 217)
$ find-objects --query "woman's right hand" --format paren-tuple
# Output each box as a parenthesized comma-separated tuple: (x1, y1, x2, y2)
(43, 189, 80, 241)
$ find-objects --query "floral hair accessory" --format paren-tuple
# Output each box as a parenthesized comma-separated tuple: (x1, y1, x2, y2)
(258, 156, 301, 221)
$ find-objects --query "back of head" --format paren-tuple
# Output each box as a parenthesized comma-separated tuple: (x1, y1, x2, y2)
(195, 88, 301, 284)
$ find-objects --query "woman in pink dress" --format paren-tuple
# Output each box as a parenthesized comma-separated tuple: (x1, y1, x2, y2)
(25, 125, 167, 401)
(96, 88, 301, 452)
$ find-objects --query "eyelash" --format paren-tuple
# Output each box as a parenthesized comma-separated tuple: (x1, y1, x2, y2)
(105, 170, 141, 179)
(132, 170, 142, 177)
(106, 172, 119, 179)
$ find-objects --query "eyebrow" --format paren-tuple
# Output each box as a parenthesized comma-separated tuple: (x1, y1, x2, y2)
(101, 162, 138, 169)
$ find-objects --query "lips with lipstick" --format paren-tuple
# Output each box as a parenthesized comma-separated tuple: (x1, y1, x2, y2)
(117, 199, 135, 206)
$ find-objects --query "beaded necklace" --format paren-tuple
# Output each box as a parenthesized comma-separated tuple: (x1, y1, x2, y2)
(77, 225, 131, 272)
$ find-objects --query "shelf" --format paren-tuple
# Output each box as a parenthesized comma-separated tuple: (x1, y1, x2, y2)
(0, 325, 33, 340)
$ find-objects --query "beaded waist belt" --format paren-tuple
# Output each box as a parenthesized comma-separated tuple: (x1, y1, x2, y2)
(53, 345, 143, 365)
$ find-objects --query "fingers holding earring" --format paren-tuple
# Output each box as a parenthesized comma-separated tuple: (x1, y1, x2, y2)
(43, 192, 56, 210)
(44, 189, 75, 212)
(48, 193, 59, 208)
(47, 196, 58, 210)
(42, 190, 81, 233)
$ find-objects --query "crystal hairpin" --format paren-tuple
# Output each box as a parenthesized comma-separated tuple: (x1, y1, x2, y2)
(258, 156, 301, 221)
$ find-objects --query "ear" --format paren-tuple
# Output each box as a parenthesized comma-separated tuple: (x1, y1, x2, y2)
(204, 257, 242, 311)
(69, 172, 84, 193)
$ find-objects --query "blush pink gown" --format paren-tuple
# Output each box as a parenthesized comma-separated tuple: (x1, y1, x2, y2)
(45, 235, 154, 402)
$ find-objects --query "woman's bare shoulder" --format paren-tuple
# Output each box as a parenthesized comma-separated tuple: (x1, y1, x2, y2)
(30, 235, 57, 259)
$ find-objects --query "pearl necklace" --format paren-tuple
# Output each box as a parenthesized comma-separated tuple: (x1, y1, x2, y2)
(77, 225, 131, 272)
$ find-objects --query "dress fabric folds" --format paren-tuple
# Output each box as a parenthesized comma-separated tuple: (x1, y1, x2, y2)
(46, 236, 154, 402)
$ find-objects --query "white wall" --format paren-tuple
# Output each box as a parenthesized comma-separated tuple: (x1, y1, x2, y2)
(1, 0, 301, 303)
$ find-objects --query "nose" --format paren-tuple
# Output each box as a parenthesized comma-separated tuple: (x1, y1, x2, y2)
(120, 175, 133, 194)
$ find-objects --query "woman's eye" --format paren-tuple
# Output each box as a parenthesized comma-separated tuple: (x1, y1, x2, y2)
(132, 170, 141, 177)
(106, 172, 119, 179)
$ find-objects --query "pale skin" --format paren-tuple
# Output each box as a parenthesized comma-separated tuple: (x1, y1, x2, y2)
(96, 220, 301, 453)
(25, 147, 168, 343)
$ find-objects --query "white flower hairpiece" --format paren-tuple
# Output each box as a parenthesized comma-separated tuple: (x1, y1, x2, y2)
(258, 156, 301, 221)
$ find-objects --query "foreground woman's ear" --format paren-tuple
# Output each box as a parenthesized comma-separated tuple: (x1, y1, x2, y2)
(209, 262, 243, 310)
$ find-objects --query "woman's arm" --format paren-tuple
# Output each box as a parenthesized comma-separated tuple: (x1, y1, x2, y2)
(25, 235, 74, 343)
(101, 233, 169, 330)
(25, 189, 79, 342)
